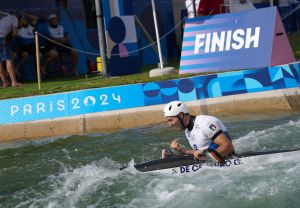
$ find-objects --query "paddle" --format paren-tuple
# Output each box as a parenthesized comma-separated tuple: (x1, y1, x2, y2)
(202, 149, 226, 165)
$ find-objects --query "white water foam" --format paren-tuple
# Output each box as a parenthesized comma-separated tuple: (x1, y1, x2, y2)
(3, 117, 300, 208)
(118, 149, 300, 208)
(8, 148, 300, 208)
(12, 158, 123, 208)
(234, 119, 300, 153)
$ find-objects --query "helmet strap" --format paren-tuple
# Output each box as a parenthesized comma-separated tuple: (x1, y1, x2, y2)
(187, 115, 196, 131)
(177, 113, 186, 130)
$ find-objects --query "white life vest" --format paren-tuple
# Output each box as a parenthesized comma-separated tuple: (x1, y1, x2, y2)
(185, 115, 228, 151)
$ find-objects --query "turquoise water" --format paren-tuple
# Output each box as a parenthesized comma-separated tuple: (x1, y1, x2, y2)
(1, 113, 300, 208)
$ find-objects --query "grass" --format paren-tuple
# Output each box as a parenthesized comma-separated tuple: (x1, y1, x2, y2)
(0, 33, 299, 100)
(289, 33, 300, 60)
(0, 59, 206, 100)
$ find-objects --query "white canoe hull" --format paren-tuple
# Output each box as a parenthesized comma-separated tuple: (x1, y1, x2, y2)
(150, 157, 244, 175)
(133, 148, 300, 175)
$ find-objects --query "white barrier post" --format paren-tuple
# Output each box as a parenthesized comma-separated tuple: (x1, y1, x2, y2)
(149, 0, 175, 77)
(35, 31, 41, 90)
(151, 0, 164, 69)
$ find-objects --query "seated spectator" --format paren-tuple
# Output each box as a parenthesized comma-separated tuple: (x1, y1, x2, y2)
(14, 13, 39, 76)
(14, 13, 54, 78)
(45, 13, 78, 76)
(0, 10, 22, 87)
(197, 0, 226, 16)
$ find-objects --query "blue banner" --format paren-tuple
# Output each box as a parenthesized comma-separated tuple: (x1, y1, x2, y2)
(0, 84, 144, 124)
(67, 84, 144, 115)
(0, 62, 299, 125)
(0, 94, 68, 124)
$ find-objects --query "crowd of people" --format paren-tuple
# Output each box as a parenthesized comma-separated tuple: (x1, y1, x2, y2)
(0, 10, 78, 88)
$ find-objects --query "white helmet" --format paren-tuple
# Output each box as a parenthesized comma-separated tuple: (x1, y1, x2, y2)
(163, 101, 189, 117)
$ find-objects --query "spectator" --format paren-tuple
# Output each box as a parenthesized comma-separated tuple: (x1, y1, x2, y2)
(0, 11, 22, 87)
(197, 0, 226, 16)
(185, 0, 201, 18)
(14, 13, 39, 76)
(15, 13, 53, 78)
(45, 13, 78, 76)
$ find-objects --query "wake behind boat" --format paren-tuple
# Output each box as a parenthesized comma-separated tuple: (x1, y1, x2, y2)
(132, 148, 300, 175)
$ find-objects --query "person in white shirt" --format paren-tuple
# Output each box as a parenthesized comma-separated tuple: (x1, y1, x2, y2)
(163, 101, 235, 160)
(14, 13, 39, 76)
(185, 0, 201, 18)
(0, 11, 22, 87)
(45, 13, 78, 76)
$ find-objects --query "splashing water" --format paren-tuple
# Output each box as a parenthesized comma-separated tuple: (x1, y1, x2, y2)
(0, 113, 300, 208)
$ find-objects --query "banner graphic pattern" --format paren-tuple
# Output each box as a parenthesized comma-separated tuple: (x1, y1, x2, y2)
(0, 62, 299, 124)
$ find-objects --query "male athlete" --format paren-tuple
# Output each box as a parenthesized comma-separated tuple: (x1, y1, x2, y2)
(163, 101, 235, 161)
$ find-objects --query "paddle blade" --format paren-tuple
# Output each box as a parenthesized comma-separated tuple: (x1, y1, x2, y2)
(204, 149, 225, 164)
(119, 166, 127, 170)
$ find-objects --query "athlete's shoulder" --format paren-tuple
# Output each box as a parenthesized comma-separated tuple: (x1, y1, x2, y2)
(195, 114, 219, 122)
(195, 115, 224, 130)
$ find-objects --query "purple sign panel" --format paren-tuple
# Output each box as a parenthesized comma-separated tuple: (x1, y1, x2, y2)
(180, 7, 295, 74)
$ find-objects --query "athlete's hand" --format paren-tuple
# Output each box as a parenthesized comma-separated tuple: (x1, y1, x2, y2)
(193, 149, 204, 160)
(170, 139, 180, 149)
(170, 139, 186, 154)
